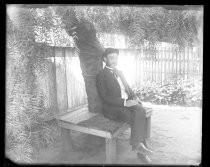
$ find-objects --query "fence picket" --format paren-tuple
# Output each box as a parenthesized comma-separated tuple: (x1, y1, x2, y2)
(171, 46, 174, 78)
(187, 47, 189, 79)
(163, 47, 166, 84)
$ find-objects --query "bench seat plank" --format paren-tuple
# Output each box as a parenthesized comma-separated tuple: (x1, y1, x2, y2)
(58, 119, 112, 138)
(59, 107, 98, 124)
(78, 114, 127, 134)
(58, 107, 130, 138)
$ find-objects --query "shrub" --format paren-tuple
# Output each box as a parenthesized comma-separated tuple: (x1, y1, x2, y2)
(133, 76, 202, 107)
(6, 20, 60, 163)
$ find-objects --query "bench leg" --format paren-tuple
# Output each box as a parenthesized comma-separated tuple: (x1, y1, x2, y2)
(60, 127, 75, 152)
(106, 138, 116, 163)
(146, 116, 151, 138)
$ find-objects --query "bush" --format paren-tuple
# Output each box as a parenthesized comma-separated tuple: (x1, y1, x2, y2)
(6, 21, 60, 163)
(133, 76, 202, 107)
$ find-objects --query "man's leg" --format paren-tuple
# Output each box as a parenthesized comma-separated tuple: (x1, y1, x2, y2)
(117, 107, 134, 125)
(117, 105, 153, 163)
(117, 105, 150, 150)
(129, 104, 147, 150)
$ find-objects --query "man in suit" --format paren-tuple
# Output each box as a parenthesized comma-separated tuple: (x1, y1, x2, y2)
(96, 48, 153, 163)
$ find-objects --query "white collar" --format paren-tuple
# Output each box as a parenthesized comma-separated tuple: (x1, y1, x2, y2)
(105, 66, 114, 70)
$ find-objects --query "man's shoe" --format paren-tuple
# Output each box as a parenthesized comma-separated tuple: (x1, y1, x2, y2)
(137, 143, 153, 155)
(137, 153, 152, 164)
(143, 140, 155, 152)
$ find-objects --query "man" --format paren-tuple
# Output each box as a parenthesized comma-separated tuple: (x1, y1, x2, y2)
(96, 48, 153, 163)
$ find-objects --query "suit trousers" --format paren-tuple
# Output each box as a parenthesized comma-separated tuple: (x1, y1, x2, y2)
(116, 104, 148, 150)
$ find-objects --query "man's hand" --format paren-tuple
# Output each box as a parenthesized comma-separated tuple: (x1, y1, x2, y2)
(134, 96, 142, 104)
(125, 100, 138, 107)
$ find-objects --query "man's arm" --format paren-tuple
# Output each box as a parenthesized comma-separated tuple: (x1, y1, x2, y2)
(119, 71, 142, 104)
(119, 71, 137, 98)
(96, 72, 125, 107)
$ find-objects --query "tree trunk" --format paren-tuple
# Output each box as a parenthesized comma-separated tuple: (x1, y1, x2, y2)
(66, 20, 104, 113)
(65, 20, 105, 151)
(78, 46, 104, 113)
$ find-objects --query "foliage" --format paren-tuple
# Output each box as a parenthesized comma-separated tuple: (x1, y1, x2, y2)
(6, 11, 60, 163)
(32, 7, 74, 47)
(55, 5, 203, 48)
(6, 22, 35, 162)
(16, 5, 202, 48)
(15, 5, 202, 48)
(121, 7, 202, 48)
(133, 76, 202, 107)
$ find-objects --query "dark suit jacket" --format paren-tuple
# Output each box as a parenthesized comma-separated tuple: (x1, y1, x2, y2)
(96, 67, 137, 120)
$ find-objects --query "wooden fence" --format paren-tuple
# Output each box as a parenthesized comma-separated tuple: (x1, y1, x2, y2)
(53, 47, 87, 114)
(44, 46, 202, 112)
(118, 46, 202, 87)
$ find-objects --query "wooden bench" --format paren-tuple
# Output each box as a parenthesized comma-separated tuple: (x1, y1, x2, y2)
(57, 105, 153, 163)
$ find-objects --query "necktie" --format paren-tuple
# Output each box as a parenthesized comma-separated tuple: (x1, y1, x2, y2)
(113, 69, 120, 78)
(113, 69, 132, 98)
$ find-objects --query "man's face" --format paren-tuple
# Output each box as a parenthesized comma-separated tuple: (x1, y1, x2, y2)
(104, 53, 119, 68)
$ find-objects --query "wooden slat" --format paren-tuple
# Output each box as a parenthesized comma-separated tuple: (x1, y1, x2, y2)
(63, 47, 69, 110)
(157, 47, 160, 84)
(55, 51, 68, 113)
(59, 106, 87, 119)
(156, 48, 158, 84)
(55, 47, 87, 111)
(59, 107, 98, 124)
(79, 114, 125, 134)
(58, 106, 128, 137)
(184, 47, 187, 79)
(164, 47, 166, 84)
(172, 47, 174, 76)
(146, 116, 151, 138)
(58, 120, 112, 138)
(106, 138, 116, 163)
(161, 48, 164, 82)
(58, 104, 88, 118)
(179, 49, 181, 75)
(168, 47, 171, 76)
(180, 49, 183, 75)
(51, 54, 59, 115)
(175, 48, 178, 77)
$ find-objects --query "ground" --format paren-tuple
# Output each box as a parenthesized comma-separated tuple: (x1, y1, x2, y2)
(34, 104, 202, 165)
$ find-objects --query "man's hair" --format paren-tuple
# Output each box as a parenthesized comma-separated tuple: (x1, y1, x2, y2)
(102, 48, 119, 59)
